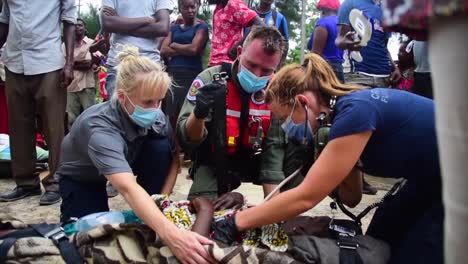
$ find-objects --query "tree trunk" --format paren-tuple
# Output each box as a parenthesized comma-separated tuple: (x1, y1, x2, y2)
(300, 0, 306, 62)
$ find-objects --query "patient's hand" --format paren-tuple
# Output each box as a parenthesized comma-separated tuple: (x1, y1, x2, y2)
(213, 192, 244, 211)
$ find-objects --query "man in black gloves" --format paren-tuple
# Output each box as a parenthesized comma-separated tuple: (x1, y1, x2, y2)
(176, 26, 288, 201)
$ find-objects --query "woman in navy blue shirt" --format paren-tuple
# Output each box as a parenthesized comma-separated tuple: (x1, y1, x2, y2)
(214, 53, 443, 263)
(161, 0, 209, 128)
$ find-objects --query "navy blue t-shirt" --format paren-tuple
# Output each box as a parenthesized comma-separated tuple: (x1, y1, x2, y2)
(168, 22, 209, 71)
(329, 89, 440, 181)
(337, 0, 391, 75)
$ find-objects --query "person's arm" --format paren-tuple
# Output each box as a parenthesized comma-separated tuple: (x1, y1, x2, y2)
(247, 16, 263, 27)
(107, 173, 215, 263)
(100, 6, 154, 34)
(89, 37, 110, 54)
(190, 197, 215, 237)
(311, 26, 328, 56)
(333, 167, 363, 207)
(185, 111, 207, 142)
(0, 0, 9, 47)
(160, 149, 179, 195)
(184, 82, 223, 143)
(227, 16, 264, 60)
(128, 9, 171, 39)
(0, 22, 8, 48)
(335, 0, 361, 51)
(160, 31, 178, 61)
(279, 17, 289, 66)
(73, 59, 93, 71)
(61, 22, 75, 88)
(213, 192, 244, 211)
(258, 116, 286, 197)
(386, 39, 402, 86)
(169, 26, 209, 56)
(177, 96, 208, 151)
(235, 131, 372, 231)
(335, 24, 361, 51)
(281, 16, 289, 42)
(177, 80, 223, 149)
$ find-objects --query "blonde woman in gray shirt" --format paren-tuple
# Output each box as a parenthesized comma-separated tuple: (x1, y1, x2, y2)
(56, 47, 215, 264)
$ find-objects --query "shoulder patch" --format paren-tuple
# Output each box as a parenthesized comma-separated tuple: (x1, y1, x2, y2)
(251, 89, 266, 105)
(187, 77, 204, 101)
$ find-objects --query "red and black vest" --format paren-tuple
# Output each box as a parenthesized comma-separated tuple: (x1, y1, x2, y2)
(225, 79, 271, 153)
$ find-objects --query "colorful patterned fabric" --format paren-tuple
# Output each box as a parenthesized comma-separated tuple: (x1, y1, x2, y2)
(152, 195, 289, 252)
(209, 0, 257, 66)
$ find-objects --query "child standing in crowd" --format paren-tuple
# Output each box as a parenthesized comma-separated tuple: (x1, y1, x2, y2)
(65, 18, 96, 128)
(397, 40, 415, 92)
(161, 0, 209, 129)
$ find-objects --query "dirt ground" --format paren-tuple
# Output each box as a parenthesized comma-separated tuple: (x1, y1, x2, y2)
(0, 166, 398, 231)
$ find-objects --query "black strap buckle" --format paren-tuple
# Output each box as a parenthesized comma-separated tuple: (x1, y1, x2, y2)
(44, 227, 67, 245)
(213, 72, 229, 83)
(337, 234, 360, 250)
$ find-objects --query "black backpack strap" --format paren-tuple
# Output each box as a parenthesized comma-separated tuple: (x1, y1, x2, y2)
(212, 62, 237, 195)
(31, 224, 83, 264)
(337, 234, 363, 264)
(0, 238, 17, 262)
(220, 62, 232, 78)
(0, 228, 49, 261)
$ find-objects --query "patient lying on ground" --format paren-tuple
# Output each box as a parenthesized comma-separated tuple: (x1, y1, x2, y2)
(153, 192, 289, 252)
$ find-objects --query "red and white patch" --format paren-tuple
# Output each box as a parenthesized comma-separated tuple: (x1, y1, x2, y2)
(187, 77, 204, 101)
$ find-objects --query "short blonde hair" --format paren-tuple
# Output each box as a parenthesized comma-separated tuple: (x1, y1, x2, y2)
(266, 53, 364, 106)
(113, 46, 171, 100)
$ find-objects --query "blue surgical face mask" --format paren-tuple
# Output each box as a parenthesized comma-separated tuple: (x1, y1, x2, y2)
(281, 100, 314, 144)
(237, 64, 271, 94)
(124, 94, 163, 128)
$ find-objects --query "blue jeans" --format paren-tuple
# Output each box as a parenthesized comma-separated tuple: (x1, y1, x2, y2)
(59, 136, 173, 222)
(328, 61, 345, 83)
(105, 66, 117, 100)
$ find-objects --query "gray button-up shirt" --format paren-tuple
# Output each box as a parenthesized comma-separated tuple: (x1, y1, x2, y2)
(56, 100, 175, 182)
(0, 0, 77, 75)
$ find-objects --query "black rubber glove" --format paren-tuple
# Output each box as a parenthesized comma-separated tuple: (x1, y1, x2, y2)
(211, 214, 239, 245)
(193, 82, 224, 119)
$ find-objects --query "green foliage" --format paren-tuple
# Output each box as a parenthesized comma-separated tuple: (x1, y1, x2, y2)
(275, 0, 301, 40)
(199, 0, 213, 68)
(283, 0, 320, 64)
(79, 4, 101, 39)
